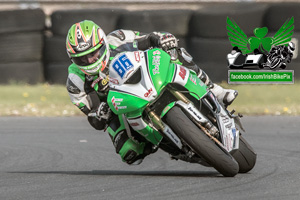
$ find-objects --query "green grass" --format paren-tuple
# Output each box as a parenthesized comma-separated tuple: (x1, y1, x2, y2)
(0, 82, 299, 116)
(0, 83, 82, 116)
(224, 82, 300, 115)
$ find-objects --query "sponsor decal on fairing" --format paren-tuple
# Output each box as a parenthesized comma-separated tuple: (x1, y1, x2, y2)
(144, 88, 154, 98)
(173, 65, 189, 86)
(189, 75, 197, 85)
(179, 66, 186, 80)
(111, 96, 126, 111)
(152, 51, 161, 75)
(91, 77, 102, 88)
(134, 51, 140, 62)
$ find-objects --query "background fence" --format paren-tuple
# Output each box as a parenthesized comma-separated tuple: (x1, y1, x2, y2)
(0, 1, 299, 84)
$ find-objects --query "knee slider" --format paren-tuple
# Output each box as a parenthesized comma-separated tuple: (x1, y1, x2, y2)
(123, 150, 139, 164)
(119, 139, 145, 164)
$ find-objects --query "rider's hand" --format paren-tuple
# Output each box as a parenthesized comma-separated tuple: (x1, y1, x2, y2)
(159, 34, 178, 52)
(88, 102, 112, 121)
(96, 102, 112, 120)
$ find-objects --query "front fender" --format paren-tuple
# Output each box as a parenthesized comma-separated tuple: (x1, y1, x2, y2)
(160, 102, 176, 118)
(161, 100, 209, 125)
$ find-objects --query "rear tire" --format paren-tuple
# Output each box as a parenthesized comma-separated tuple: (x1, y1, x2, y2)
(231, 135, 257, 173)
(164, 106, 239, 177)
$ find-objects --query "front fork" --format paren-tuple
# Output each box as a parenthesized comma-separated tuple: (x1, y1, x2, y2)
(144, 88, 219, 150)
(169, 89, 241, 153)
(168, 89, 221, 144)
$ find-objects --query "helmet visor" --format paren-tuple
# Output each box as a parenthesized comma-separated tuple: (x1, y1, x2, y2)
(72, 44, 107, 67)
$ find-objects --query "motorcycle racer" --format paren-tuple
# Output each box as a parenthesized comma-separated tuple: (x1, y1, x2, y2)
(66, 20, 238, 165)
(264, 42, 295, 69)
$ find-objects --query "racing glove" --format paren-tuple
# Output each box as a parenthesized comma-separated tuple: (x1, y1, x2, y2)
(95, 102, 112, 120)
(159, 34, 178, 52)
(87, 102, 112, 130)
(137, 32, 178, 52)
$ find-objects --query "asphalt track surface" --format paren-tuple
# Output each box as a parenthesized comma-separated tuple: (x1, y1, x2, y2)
(0, 116, 299, 200)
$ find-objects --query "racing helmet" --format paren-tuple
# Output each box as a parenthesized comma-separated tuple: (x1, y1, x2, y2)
(66, 20, 110, 76)
(288, 42, 295, 52)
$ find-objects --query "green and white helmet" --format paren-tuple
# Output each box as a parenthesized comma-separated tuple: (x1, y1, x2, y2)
(66, 20, 110, 76)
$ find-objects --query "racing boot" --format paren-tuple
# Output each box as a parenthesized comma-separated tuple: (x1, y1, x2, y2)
(197, 69, 238, 107)
(210, 83, 238, 107)
(127, 142, 157, 165)
(108, 115, 157, 165)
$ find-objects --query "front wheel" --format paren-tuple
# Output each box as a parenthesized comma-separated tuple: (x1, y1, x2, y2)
(269, 57, 282, 70)
(231, 135, 257, 173)
(164, 106, 239, 177)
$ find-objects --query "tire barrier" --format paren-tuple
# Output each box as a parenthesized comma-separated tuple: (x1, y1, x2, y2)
(117, 10, 193, 37)
(0, 9, 45, 34)
(194, 61, 228, 83)
(0, 61, 44, 84)
(0, 8, 45, 84)
(189, 3, 268, 38)
(44, 36, 69, 63)
(187, 37, 231, 63)
(264, 3, 300, 32)
(51, 8, 125, 36)
(44, 36, 70, 84)
(44, 62, 70, 84)
(177, 37, 188, 51)
(1, 3, 300, 84)
(187, 37, 232, 82)
(287, 63, 300, 79)
(0, 32, 43, 63)
(291, 33, 300, 63)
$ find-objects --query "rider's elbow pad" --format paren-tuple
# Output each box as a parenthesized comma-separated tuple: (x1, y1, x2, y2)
(137, 33, 160, 50)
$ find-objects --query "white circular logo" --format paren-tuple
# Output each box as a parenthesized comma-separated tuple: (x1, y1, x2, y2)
(77, 29, 82, 39)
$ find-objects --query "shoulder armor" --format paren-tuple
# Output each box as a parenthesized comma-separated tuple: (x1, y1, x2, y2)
(66, 77, 81, 94)
(108, 29, 126, 41)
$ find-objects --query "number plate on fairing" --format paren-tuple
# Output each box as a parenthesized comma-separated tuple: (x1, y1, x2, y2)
(112, 54, 134, 79)
(109, 51, 144, 86)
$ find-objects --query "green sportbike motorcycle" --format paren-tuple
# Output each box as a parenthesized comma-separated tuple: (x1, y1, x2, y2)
(107, 48, 256, 177)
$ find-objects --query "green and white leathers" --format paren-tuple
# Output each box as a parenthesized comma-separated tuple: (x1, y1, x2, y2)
(106, 49, 250, 176)
(66, 28, 142, 113)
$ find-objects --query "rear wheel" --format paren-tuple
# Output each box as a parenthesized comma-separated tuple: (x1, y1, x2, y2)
(164, 106, 239, 177)
(231, 135, 257, 173)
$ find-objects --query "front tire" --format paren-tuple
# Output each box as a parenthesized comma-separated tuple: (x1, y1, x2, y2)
(164, 106, 239, 177)
(231, 135, 257, 173)
(269, 57, 281, 70)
